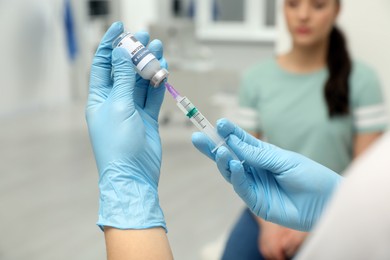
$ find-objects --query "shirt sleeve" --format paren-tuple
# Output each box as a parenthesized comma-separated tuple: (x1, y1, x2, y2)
(236, 69, 261, 133)
(350, 62, 388, 133)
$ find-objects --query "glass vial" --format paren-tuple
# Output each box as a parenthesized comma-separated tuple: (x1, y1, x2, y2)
(112, 32, 169, 87)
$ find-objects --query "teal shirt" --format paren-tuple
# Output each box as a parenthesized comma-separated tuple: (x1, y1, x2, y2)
(238, 59, 388, 173)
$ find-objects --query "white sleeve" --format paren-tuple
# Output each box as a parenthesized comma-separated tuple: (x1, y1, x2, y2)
(296, 132, 390, 260)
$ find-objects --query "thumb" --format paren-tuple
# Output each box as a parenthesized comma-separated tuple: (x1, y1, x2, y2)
(111, 48, 136, 111)
(227, 135, 289, 174)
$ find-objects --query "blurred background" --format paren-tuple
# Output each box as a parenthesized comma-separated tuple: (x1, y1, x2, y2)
(0, 0, 389, 259)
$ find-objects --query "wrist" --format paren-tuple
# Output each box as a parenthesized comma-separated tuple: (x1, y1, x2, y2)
(97, 164, 166, 232)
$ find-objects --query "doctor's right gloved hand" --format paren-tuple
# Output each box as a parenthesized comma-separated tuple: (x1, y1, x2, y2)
(86, 22, 167, 231)
(192, 119, 343, 232)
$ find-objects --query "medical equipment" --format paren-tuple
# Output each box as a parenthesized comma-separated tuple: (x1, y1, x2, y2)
(113, 32, 169, 87)
(112, 29, 236, 159)
(165, 82, 239, 160)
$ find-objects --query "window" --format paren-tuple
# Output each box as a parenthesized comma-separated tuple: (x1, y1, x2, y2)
(195, 0, 280, 42)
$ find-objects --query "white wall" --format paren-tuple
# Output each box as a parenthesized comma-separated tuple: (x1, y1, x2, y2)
(0, 0, 72, 117)
(155, 0, 275, 73)
(275, 0, 292, 55)
(119, 0, 158, 31)
(338, 0, 390, 119)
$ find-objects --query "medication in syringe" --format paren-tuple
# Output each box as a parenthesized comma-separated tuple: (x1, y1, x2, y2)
(165, 82, 240, 160)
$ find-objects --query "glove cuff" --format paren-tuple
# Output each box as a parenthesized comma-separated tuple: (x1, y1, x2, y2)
(96, 166, 166, 232)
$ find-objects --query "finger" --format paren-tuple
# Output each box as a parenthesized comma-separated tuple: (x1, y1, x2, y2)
(92, 21, 124, 69)
(216, 118, 260, 147)
(144, 40, 167, 119)
(274, 249, 286, 260)
(134, 77, 148, 109)
(111, 48, 136, 115)
(215, 146, 233, 183)
(89, 22, 124, 105)
(283, 233, 304, 258)
(281, 236, 293, 257)
(134, 30, 150, 46)
(230, 161, 258, 210)
(191, 132, 216, 161)
(262, 246, 285, 260)
(159, 58, 168, 70)
(227, 135, 289, 174)
(284, 246, 296, 259)
(144, 82, 166, 120)
(148, 39, 163, 59)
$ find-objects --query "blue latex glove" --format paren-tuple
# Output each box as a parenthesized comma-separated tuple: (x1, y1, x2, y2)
(192, 118, 342, 232)
(86, 22, 168, 231)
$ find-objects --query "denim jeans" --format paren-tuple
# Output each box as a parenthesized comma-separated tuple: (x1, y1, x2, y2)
(221, 208, 265, 260)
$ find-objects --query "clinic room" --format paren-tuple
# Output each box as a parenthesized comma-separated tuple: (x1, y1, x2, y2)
(1, 0, 390, 259)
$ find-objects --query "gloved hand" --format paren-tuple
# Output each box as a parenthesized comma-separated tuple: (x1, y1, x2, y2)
(192, 119, 342, 232)
(86, 22, 168, 231)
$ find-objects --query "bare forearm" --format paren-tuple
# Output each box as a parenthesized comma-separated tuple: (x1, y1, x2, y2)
(354, 132, 382, 158)
(104, 227, 173, 260)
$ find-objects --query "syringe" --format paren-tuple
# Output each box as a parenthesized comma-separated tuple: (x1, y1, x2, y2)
(165, 82, 240, 161)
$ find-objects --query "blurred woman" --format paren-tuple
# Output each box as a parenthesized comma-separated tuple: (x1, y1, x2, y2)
(223, 0, 388, 259)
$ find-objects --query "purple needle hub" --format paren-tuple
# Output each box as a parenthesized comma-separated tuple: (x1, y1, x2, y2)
(165, 82, 181, 100)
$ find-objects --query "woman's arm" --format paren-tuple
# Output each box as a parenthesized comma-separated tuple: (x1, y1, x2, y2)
(104, 227, 173, 260)
(353, 132, 383, 158)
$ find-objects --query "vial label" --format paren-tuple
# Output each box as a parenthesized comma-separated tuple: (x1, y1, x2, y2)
(117, 35, 155, 71)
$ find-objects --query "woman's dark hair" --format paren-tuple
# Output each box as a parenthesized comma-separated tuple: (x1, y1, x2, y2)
(324, 25, 352, 117)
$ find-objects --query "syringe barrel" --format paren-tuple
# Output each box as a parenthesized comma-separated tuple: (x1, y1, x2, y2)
(194, 116, 239, 161)
(176, 96, 240, 160)
(188, 112, 225, 149)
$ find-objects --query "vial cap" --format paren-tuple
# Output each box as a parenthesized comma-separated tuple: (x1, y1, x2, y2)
(151, 68, 169, 87)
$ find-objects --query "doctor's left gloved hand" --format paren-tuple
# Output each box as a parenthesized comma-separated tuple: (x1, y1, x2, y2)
(86, 22, 168, 231)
